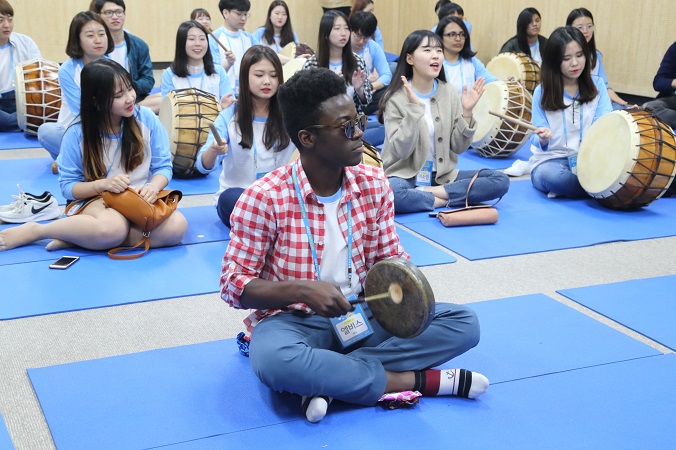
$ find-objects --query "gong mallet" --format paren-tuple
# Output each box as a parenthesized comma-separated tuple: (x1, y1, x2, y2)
(349, 283, 404, 305)
(209, 122, 224, 146)
(488, 110, 539, 132)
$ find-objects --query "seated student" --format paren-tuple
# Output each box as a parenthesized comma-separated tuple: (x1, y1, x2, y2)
(348, 11, 390, 114)
(432, 2, 472, 36)
(251, 0, 300, 65)
(303, 10, 371, 115)
(500, 7, 548, 65)
(191, 8, 212, 31)
(0, 59, 187, 252)
(528, 27, 611, 198)
(0, 0, 41, 132)
(437, 16, 496, 99)
(37, 11, 113, 171)
(221, 66, 488, 423)
(566, 8, 629, 110)
(379, 30, 508, 214)
(196, 46, 295, 228)
(350, 0, 383, 49)
(319, 0, 351, 17)
(90, 0, 160, 113)
(644, 41, 676, 129)
(209, 0, 255, 96)
(161, 21, 233, 110)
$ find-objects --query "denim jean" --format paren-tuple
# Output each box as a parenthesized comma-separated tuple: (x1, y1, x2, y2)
(248, 302, 480, 406)
(0, 91, 20, 132)
(530, 157, 587, 198)
(389, 169, 510, 213)
(216, 187, 245, 228)
(37, 122, 66, 160)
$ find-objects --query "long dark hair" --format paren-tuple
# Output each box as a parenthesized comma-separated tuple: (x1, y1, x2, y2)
(566, 7, 597, 70)
(436, 15, 475, 60)
(170, 21, 216, 78)
(236, 46, 290, 151)
(378, 30, 446, 122)
(262, 0, 295, 48)
(316, 10, 357, 85)
(516, 7, 541, 57)
(540, 26, 597, 111)
(79, 59, 144, 181)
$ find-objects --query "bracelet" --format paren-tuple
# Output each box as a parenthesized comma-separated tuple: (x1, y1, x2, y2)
(93, 180, 102, 194)
(144, 182, 159, 194)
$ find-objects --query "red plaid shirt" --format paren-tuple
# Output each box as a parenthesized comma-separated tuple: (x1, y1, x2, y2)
(220, 159, 408, 338)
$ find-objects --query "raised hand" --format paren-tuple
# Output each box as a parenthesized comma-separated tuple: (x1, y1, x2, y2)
(461, 77, 486, 112)
(220, 93, 237, 110)
(401, 76, 421, 106)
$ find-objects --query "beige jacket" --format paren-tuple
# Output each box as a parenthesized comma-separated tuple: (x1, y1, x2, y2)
(382, 81, 476, 183)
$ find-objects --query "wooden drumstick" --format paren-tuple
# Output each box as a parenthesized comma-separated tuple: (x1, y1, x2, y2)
(488, 110, 539, 132)
(207, 30, 230, 53)
(349, 284, 403, 305)
(209, 122, 224, 146)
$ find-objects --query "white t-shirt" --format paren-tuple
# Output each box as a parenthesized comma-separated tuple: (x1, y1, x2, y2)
(328, 60, 356, 99)
(109, 41, 130, 71)
(317, 188, 360, 299)
(530, 40, 542, 64)
(0, 43, 11, 93)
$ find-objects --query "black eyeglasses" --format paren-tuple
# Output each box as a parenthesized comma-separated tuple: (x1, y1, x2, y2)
(306, 115, 367, 139)
(444, 31, 466, 40)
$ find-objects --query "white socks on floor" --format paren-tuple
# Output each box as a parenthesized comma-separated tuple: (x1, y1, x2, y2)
(302, 395, 332, 423)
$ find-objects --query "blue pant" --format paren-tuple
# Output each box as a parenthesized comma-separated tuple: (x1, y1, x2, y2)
(249, 302, 480, 406)
(389, 169, 510, 213)
(37, 122, 66, 160)
(216, 187, 244, 228)
(530, 157, 587, 198)
(0, 91, 20, 132)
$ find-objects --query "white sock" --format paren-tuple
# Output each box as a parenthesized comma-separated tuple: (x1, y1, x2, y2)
(301, 396, 332, 423)
(415, 369, 489, 399)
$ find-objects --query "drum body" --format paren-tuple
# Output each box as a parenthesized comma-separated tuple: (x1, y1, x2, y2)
(578, 109, 676, 209)
(364, 258, 435, 339)
(471, 80, 532, 158)
(486, 52, 540, 93)
(159, 88, 220, 178)
(282, 57, 307, 82)
(14, 58, 61, 135)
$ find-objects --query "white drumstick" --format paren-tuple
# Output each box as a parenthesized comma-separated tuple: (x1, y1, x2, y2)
(349, 284, 404, 305)
(488, 110, 539, 132)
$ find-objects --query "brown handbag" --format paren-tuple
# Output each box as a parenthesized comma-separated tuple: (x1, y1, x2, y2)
(101, 188, 182, 259)
(434, 169, 502, 227)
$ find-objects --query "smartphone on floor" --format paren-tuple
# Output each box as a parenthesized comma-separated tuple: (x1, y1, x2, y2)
(49, 256, 80, 270)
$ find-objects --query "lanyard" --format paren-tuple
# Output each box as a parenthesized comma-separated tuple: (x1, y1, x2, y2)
(561, 96, 583, 148)
(188, 71, 206, 91)
(252, 139, 278, 175)
(292, 162, 352, 287)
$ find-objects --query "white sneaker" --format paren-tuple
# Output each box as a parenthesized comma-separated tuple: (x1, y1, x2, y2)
(504, 159, 532, 177)
(0, 184, 52, 213)
(0, 194, 62, 223)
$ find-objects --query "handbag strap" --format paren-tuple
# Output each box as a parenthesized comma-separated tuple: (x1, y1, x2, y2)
(107, 235, 151, 260)
(64, 195, 102, 216)
(464, 168, 504, 208)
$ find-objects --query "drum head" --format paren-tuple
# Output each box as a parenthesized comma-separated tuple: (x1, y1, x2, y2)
(364, 258, 435, 338)
(280, 42, 297, 59)
(283, 57, 307, 83)
(487, 53, 524, 81)
(472, 81, 508, 147)
(578, 111, 636, 195)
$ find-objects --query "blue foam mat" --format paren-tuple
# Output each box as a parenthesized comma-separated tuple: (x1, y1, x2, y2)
(457, 142, 532, 170)
(0, 132, 40, 150)
(27, 294, 659, 449)
(166, 171, 220, 196)
(395, 180, 676, 260)
(558, 275, 676, 351)
(0, 412, 12, 450)
(396, 226, 455, 266)
(0, 240, 227, 320)
(0, 206, 229, 267)
(161, 355, 676, 450)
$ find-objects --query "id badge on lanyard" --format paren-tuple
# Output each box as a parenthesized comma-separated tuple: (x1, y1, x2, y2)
(330, 298, 373, 348)
(416, 160, 433, 186)
(568, 154, 578, 175)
